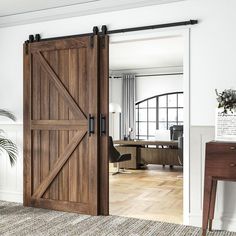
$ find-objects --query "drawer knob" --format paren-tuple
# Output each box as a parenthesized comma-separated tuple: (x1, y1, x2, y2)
(230, 163, 236, 167)
(230, 146, 236, 150)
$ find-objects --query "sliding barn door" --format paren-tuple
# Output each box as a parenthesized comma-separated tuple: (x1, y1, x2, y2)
(23, 35, 101, 215)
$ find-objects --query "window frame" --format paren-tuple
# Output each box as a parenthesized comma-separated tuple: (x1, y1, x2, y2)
(135, 92, 183, 140)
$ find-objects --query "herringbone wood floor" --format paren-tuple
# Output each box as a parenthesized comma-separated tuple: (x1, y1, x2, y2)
(109, 165, 183, 224)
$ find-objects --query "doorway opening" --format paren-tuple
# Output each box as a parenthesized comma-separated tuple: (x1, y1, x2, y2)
(108, 29, 190, 224)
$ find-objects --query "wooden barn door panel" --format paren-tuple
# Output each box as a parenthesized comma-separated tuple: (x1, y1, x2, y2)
(24, 36, 99, 215)
(99, 35, 109, 215)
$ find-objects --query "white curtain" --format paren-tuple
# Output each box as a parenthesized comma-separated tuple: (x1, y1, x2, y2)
(121, 74, 136, 139)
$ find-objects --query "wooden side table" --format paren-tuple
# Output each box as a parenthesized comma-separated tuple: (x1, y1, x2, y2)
(202, 141, 236, 236)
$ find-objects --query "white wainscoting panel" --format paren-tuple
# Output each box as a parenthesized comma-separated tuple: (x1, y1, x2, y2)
(189, 126, 236, 232)
(0, 124, 23, 203)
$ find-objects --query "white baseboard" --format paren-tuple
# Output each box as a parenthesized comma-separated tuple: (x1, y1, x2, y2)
(0, 190, 23, 203)
(189, 214, 236, 232)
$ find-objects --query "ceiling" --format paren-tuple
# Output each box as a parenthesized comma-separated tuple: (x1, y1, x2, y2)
(0, 0, 97, 16)
(0, 0, 185, 27)
(109, 36, 184, 73)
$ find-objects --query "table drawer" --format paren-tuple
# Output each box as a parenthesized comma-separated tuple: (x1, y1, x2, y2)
(206, 154, 236, 178)
(206, 142, 236, 155)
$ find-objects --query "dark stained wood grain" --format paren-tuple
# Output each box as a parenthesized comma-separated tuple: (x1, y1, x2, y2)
(49, 50, 59, 200)
(30, 38, 87, 53)
(30, 198, 88, 214)
(32, 54, 41, 194)
(202, 141, 236, 236)
(40, 51, 50, 199)
(209, 180, 217, 231)
(78, 47, 89, 204)
(88, 35, 99, 215)
(24, 35, 105, 215)
(68, 48, 80, 202)
(33, 129, 87, 199)
(202, 175, 213, 236)
(23, 43, 32, 206)
(58, 49, 69, 201)
(36, 52, 86, 120)
(31, 120, 87, 130)
(98, 35, 109, 215)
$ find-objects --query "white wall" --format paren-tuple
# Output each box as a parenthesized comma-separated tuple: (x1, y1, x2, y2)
(136, 74, 183, 102)
(1, 0, 236, 125)
(1, 0, 236, 231)
(109, 78, 122, 139)
(0, 125, 23, 202)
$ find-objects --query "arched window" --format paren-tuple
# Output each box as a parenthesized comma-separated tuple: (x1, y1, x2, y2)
(135, 92, 183, 140)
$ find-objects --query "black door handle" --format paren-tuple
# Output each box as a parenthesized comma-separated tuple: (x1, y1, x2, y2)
(88, 114, 95, 136)
(100, 114, 106, 136)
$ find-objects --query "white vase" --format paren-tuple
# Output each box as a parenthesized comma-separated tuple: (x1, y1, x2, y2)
(215, 108, 236, 141)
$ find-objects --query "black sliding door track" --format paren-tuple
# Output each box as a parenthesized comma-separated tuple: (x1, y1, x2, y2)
(28, 19, 198, 42)
(107, 20, 197, 35)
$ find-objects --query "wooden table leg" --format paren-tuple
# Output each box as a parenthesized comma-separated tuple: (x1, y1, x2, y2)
(202, 176, 213, 236)
(209, 180, 217, 231)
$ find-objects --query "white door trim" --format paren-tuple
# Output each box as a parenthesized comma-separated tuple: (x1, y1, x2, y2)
(110, 27, 191, 225)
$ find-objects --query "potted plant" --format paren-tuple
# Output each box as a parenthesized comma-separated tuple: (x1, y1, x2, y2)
(215, 89, 236, 114)
(0, 109, 18, 165)
(215, 89, 236, 141)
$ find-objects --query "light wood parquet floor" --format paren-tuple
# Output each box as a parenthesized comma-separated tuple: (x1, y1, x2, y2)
(109, 165, 183, 224)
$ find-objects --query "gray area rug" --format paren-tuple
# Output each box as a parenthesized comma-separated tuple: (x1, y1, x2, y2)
(0, 201, 235, 236)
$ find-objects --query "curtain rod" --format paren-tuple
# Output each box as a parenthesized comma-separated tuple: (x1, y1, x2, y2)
(109, 72, 183, 79)
(26, 20, 198, 43)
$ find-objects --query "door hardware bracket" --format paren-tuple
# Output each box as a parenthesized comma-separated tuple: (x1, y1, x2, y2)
(25, 34, 34, 54)
(35, 34, 41, 42)
(101, 25, 107, 49)
(90, 26, 99, 48)
(24, 40, 29, 54)
(29, 34, 34, 43)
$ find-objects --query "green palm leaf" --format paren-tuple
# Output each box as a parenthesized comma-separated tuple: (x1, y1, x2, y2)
(0, 110, 18, 165)
(0, 136, 18, 166)
(0, 109, 16, 121)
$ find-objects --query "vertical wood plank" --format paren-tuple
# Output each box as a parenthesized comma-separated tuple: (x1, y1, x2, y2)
(68, 48, 79, 202)
(79, 48, 89, 203)
(23, 43, 32, 206)
(88, 36, 99, 215)
(58, 49, 69, 201)
(99, 35, 109, 215)
(40, 51, 50, 199)
(32, 54, 41, 193)
(49, 50, 59, 200)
